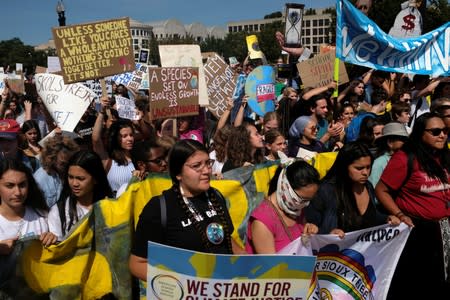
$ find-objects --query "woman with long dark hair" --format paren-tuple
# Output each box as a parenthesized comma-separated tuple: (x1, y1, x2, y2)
(48, 150, 112, 240)
(93, 98, 135, 196)
(305, 141, 399, 237)
(20, 119, 42, 158)
(376, 112, 450, 298)
(0, 159, 56, 254)
(129, 140, 242, 281)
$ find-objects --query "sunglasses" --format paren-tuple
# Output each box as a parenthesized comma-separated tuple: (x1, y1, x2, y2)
(424, 127, 449, 136)
(146, 157, 166, 166)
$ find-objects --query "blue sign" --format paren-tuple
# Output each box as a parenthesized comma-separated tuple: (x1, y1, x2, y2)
(245, 66, 276, 117)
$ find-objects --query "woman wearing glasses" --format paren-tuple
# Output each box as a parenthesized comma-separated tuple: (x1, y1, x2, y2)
(129, 140, 241, 281)
(246, 158, 320, 254)
(375, 112, 450, 298)
(305, 142, 399, 237)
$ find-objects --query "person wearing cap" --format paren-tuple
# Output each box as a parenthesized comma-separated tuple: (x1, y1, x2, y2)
(0, 119, 40, 172)
(368, 122, 409, 189)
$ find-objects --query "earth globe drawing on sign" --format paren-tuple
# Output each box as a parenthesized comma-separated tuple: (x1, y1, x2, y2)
(245, 66, 276, 117)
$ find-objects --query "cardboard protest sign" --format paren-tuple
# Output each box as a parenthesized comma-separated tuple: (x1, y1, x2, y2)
(52, 17, 134, 83)
(203, 54, 236, 118)
(149, 67, 199, 119)
(159, 44, 208, 106)
(35, 73, 96, 132)
(111, 63, 149, 91)
(35, 66, 47, 74)
(148, 241, 316, 300)
(245, 66, 276, 117)
(83, 77, 112, 103)
(115, 95, 139, 120)
(0, 73, 22, 94)
(297, 51, 348, 88)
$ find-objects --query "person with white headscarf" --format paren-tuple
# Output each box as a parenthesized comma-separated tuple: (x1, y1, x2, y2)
(245, 153, 320, 254)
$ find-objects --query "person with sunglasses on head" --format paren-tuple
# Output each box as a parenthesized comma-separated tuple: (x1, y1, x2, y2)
(305, 142, 400, 238)
(129, 140, 244, 281)
(375, 112, 450, 299)
(246, 156, 320, 254)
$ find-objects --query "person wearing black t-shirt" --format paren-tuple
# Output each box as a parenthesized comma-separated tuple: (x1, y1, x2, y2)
(129, 140, 242, 281)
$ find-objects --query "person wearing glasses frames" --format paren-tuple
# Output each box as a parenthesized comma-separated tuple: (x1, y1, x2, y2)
(376, 112, 450, 299)
(246, 158, 320, 254)
(129, 140, 243, 281)
(305, 142, 400, 238)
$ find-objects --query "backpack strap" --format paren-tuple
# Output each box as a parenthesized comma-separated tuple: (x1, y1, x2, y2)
(159, 194, 167, 233)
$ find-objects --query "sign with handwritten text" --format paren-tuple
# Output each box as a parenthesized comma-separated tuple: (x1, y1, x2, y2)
(52, 18, 134, 84)
(111, 63, 149, 90)
(116, 95, 139, 120)
(35, 73, 95, 131)
(149, 67, 199, 119)
(83, 77, 112, 103)
(296, 51, 348, 88)
(204, 53, 236, 119)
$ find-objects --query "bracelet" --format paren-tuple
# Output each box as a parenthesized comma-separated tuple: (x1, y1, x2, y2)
(395, 211, 404, 218)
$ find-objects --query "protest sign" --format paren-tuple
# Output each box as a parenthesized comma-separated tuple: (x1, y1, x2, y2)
(83, 77, 112, 103)
(35, 66, 47, 74)
(245, 66, 276, 117)
(204, 53, 236, 118)
(47, 56, 62, 73)
(138, 48, 149, 64)
(147, 241, 316, 300)
(115, 95, 139, 120)
(35, 73, 96, 131)
(297, 51, 348, 88)
(0, 73, 22, 94)
(52, 17, 134, 83)
(159, 44, 208, 106)
(149, 67, 199, 119)
(246, 35, 263, 59)
(111, 63, 149, 91)
(280, 223, 411, 300)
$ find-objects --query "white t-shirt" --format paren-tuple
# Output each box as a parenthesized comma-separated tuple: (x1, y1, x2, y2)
(48, 198, 90, 241)
(0, 207, 49, 240)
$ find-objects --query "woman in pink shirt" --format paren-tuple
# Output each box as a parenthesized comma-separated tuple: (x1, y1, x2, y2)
(246, 158, 320, 254)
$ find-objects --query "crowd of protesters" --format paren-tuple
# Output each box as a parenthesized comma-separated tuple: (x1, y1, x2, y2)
(0, 29, 449, 299)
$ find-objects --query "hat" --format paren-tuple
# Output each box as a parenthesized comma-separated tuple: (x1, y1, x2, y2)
(377, 122, 408, 143)
(0, 119, 20, 139)
(289, 116, 311, 138)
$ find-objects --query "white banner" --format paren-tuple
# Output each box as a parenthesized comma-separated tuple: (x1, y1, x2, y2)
(280, 223, 411, 300)
(35, 73, 96, 132)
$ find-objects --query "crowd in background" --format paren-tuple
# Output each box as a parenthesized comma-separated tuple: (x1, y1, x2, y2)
(0, 30, 449, 299)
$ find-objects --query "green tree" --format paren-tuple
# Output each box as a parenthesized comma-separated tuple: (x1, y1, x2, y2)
(0, 38, 47, 74)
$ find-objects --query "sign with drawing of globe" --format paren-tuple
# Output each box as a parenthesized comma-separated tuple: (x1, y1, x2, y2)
(245, 66, 276, 117)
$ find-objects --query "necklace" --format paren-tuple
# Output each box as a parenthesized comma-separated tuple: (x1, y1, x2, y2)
(179, 186, 226, 246)
(180, 186, 216, 222)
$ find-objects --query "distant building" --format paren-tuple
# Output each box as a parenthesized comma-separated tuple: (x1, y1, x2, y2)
(148, 19, 226, 42)
(130, 19, 153, 62)
(227, 8, 333, 54)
